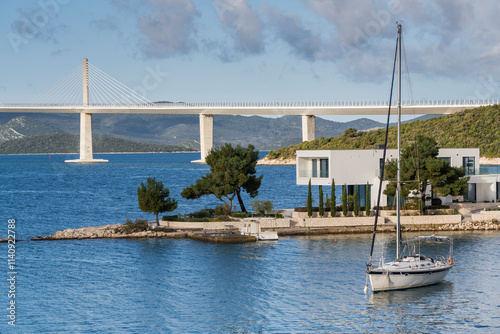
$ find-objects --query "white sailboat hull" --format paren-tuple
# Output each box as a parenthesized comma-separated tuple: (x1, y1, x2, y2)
(368, 261, 452, 292)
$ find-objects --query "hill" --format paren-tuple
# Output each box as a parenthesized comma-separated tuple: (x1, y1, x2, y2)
(266, 105, 500, 160)
(0, 133, 194, 154)
(0, 113, 389, 150)
(0, 116, 63, 142)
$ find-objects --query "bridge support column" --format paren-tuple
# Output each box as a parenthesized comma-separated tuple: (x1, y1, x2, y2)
(193, 114, 213, 163)
(65, 113, 108, 163)
(302, 115, 315, 142)
(65, 58, 107, 163)
(80, 113, 93, 160)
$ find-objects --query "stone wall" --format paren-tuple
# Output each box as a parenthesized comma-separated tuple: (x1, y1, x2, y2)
(385, 215, 462, 225)
(160, 218, 292, 230)
(471, 210, 500, 222)
(294, 217, 376, 228)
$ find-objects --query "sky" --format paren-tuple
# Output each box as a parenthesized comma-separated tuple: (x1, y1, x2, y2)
(1, 0, 500, 122)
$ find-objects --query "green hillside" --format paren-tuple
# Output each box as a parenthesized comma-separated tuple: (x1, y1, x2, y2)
(267, 105, 500, 160)
(0, 133, 195, 154)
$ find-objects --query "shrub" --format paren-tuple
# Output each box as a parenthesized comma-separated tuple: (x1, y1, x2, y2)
(250, 200, 274, 215)
(188, 208, 214, 219)
(431, 198, 442, 206)
(162, 214, 181, 221)
(118, 218, 150, 234)
(215, 204, 233, 216)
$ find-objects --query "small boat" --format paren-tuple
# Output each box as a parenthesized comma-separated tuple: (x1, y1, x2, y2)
(365, 24, 454, 292)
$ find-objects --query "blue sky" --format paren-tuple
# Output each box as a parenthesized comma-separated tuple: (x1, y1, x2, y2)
(1, 0, 500, 122)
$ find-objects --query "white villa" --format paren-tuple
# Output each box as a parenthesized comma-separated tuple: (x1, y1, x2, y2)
(296, 148, 500, 207)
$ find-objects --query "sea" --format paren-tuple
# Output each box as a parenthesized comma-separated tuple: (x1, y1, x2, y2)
(0, 152, 499, 333)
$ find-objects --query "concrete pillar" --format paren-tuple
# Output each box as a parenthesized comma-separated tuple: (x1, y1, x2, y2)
(198, 114, 214, 163)
(302, 115, 315, 141)
(66, 59, 107, 163)
(80, 113, 93, 160)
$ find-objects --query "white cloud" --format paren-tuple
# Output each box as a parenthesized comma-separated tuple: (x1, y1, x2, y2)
(263, 5, 322, 61)
(137, 0, 200, 58)
(213, 0, 265, 55)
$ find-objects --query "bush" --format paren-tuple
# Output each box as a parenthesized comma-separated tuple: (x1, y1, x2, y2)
(215, 205, 234, 216)
(187, 208, 214, 219)
(251, 200, 274, 215)
(431, 198, 442, 206)
(162, 214, 182, 221)
(118, 218, 150, 234)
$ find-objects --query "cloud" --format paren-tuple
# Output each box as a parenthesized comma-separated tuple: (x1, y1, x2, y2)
(90, 16, 119, 32)
(263, 5, 322, 61)
(137, 0, 200, 58)
(213, 0, 265, 55)
(10, 7, 69, 44)
(50, 48, 71, 57)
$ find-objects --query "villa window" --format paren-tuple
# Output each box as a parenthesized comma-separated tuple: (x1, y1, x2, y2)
(463, 157, 475, 175)
(320, 159, 329, 178)
(439, 157, 451, 164)
(312, 159, 318, 177)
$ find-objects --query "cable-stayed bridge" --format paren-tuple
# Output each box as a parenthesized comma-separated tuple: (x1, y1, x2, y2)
(0, 59, 496, 163)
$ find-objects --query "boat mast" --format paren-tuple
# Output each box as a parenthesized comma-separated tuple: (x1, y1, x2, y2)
(396, 23, 402, 260)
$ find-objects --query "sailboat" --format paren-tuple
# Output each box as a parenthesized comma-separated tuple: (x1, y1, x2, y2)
(365, 24, 454, 292)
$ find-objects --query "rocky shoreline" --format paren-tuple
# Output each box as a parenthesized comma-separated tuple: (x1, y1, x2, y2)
(30, 219, 499, 242)
(257, 156, 295, 165)
(31, 223, 188, 241)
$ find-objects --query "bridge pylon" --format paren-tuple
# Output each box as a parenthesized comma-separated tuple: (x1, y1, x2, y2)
(65, 58, 108, 163)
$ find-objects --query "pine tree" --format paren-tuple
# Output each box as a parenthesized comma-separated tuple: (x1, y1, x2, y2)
(342, 184, 348, 217)
(182, 144, 262, 214)
(353, 185, 359, 217)
(318, 185, 324, 217)
(307, 179, 313, 218)
(365, 182, 371, 216)
(330, 178, 336, 217)
(137, 177, 178, 225)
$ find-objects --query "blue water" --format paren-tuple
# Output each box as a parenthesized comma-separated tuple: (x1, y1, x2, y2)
(1, 153, 499, 333)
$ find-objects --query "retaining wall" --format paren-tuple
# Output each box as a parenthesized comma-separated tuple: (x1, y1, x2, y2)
(385, 215, 462, 225)
(471, 210, 500, 222)
(160, 218, 292, 230)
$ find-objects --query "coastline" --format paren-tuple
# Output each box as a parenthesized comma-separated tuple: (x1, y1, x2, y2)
(259, 156, 500, 166)
(0, 151, 198, 156)
(30, 216, 499, 242)
(257, 156, 296, 165)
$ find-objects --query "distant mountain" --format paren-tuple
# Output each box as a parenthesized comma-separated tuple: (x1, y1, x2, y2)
(0, 113, 392, 150)
(0, 116, 63, 142)
(266, 105, 500, 160)
(0, 133, 195, 155)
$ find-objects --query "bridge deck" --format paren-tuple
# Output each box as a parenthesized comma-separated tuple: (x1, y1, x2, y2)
(0, 102, 492, 115)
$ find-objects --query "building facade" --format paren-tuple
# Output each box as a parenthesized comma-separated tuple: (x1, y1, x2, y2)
(296, 148, 500, 207)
